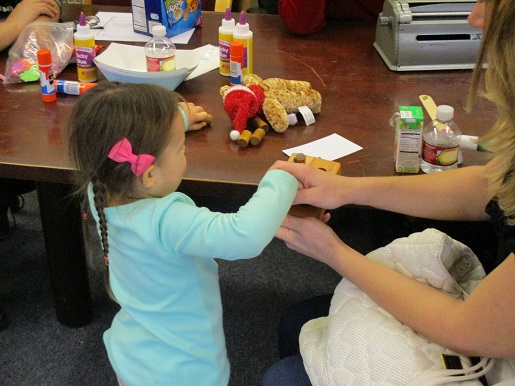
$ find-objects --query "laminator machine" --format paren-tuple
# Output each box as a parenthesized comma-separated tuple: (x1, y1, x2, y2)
(374, 0, 483, 71)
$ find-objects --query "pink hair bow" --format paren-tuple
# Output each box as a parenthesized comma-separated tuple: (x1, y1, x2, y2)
(108, 138, 155, 176)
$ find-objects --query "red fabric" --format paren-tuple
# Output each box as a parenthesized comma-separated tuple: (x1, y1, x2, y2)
(279, 0, 383, 36)
(223, 85, 264, 133)
(248, 84, 265, 114)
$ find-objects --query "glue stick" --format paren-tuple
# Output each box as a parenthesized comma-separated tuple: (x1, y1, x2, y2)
(56, 80, 97, 95)
(219, 7, 235, 76)
(37, 49, 56, 103)
(233, 11, 253, 76)
(74, 11, 98, 82)
(230, 41, 243, 85)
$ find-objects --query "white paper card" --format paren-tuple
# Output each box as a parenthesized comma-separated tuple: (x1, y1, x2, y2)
(283, 133, 363, 161)
(185, 45, 220, 80)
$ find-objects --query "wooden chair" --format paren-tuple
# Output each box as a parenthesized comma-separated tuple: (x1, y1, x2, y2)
(208, 0, 232, 12)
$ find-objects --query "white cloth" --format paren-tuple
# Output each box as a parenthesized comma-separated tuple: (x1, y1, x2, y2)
(300, 228, 514, 385)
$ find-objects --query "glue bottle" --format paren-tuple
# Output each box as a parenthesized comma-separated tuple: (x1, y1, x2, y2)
(74, 12, 97, 82)
(145, 25, 176, 72)
(219, 7, 235, 76)
(37, 49, 56, 103)
(233, 11, 253, 76)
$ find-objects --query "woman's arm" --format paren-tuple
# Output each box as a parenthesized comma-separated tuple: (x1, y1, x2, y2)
(350, 165, 492, 221)
(272, 160, 494, 221)
(277, 214, 515, 357)
(0, 0, 60, 51)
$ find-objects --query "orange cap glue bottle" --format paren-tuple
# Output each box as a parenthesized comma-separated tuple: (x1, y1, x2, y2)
(37, 49, 56, 103)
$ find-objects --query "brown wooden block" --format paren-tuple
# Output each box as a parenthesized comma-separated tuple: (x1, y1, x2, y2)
(204, 113, 213, 125)
(250, 128, 267, 146)
(287, 153, 341, 219)
(237, 130, 253, 148)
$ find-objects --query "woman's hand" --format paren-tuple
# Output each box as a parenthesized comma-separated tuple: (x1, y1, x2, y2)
(270, 160, 355, 209)
(179, 102, 209, 132)
(276, 214, 346, 269)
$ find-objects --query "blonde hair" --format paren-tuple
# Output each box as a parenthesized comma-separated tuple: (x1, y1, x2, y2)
(467, 0, 515, 225)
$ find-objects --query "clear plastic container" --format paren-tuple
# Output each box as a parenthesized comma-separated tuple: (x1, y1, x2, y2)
(420, 105, 462, 173)
(145, 25, 176, 72)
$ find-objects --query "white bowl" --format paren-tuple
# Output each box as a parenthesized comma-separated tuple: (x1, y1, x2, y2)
(94, 43, 199, 90)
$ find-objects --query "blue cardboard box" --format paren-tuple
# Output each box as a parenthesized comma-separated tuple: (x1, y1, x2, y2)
(131, 0, 202, 38)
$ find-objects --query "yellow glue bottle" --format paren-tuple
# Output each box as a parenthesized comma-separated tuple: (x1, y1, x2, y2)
(233, 11, 253, 76)
(74, 12, 97, 82)
(219, 7, 235, 76)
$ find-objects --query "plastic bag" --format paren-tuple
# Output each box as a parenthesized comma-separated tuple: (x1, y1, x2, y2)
(4, 21, 74, 84)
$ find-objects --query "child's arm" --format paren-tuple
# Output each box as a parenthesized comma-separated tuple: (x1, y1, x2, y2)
(0, 0, 61, 51)
(160, 169, 297, 259)
(179, 102, 210, 132)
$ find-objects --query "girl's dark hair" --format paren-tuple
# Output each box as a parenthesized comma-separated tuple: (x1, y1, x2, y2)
(66, 82, 181, 299)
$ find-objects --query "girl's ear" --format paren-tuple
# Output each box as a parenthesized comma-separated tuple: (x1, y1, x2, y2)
(140, 165, 156, 189)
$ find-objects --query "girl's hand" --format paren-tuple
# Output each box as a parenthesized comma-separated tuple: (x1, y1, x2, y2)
(179, 102, 209, 132)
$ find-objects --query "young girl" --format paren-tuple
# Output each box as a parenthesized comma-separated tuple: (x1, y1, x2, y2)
(66, 82, 298, 386)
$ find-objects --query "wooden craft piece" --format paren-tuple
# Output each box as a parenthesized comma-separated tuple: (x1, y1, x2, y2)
(249, 117, 270, 146)
(237, 130, 253, 147)
(204, 113, 213, 125)
(287, 153, 341, 219)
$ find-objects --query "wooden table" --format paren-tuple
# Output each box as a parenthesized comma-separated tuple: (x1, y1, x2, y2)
(0, 5, 494, 326)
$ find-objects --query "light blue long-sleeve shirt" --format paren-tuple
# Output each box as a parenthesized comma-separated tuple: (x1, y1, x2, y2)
(88, 169, 297, 386)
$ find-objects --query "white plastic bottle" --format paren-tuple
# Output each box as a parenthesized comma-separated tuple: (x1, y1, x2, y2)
(420, 105, 462, 173)
(233, 11, 253, 75)
(145, 25, 176, 72)
(219, 7, 235, 76)
(74, 11, 98, 82)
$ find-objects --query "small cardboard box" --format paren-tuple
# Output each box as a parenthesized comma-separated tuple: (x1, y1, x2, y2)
(394, 106, 424, 173)
(131, 0, 202, 38)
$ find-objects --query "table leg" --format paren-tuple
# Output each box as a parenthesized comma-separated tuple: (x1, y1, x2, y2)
(36, 181, 92, 327)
